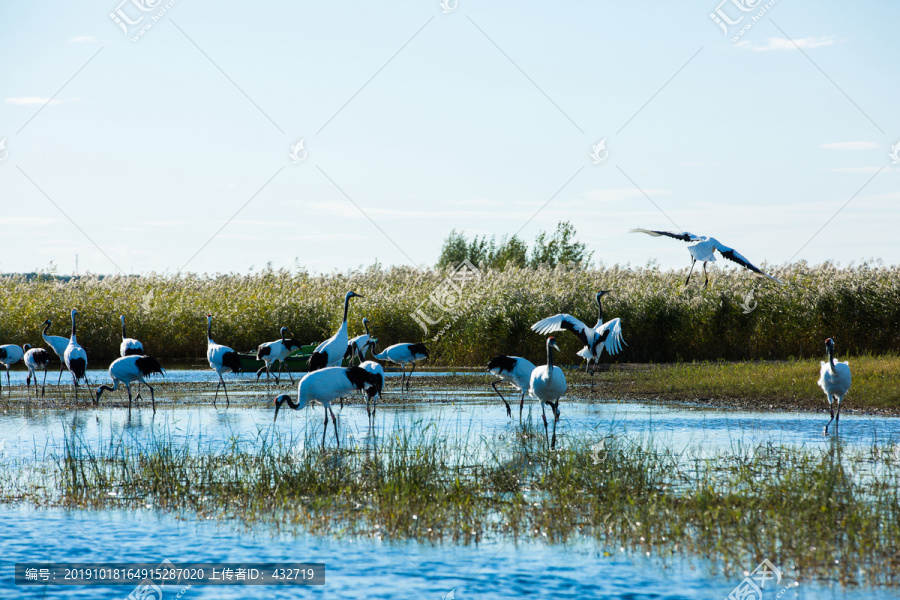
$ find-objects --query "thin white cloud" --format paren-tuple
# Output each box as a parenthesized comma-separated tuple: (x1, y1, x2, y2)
(737, 36, 837, 52)
(69, 36, 99, 43)
(582, 188, 673, 203)
(820, 141, 879, 150)
(6, 97, 62, 106)
(145, 220, 185, 226)
(0, 217, 61, 225)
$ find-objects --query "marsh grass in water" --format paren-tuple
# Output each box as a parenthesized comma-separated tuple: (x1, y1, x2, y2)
(0, 421, 898, 586)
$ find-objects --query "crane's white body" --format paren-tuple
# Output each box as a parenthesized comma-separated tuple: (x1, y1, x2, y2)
(23, 344, 51, 397)
(817, 338, 851, 434)
(630, 228, 782, 285)
(256, 327, 302, 385)
(63, 309, 89, 399)
(96, 355, 164, 412)
(309, 292, 360, 371)
(487, 355, 536, 419)
(359, 359, 384, 419)
(206, 314, 242, 407)
(347, 318, 372, 365)
(119, 315, 144, 357)
(531, 291, 625, 383)
(529, 338, 567, 449)
(0, 344, 25, 396)
(373, 343, 429, 391)
(41, 319, 69, 386)
(274, 366, 381, 446)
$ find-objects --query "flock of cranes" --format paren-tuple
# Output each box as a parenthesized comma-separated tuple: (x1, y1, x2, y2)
(0, 268, 851, 445)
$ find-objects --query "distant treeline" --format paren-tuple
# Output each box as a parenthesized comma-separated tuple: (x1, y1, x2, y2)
(0, 262, 897, 365)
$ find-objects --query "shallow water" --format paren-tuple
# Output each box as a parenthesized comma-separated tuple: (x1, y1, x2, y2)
(1, 378, 899, 598)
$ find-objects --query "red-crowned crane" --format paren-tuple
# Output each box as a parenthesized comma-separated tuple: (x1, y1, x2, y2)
(206, 314, 242, 407)
(308, 291, 361, 371)
(487, 355, 536, 420)
(630, 228, 782, 287)
(354, 343, 384, 421)
(95, 355, 165, 412)
(346, 318, 372, 365)
(273, 366, 382, 447)
(63, 309, 89, 401)
(41, 319, 69, 387)
(531, 291, 625, 385)
(373, 343, 429, 392)
(0, 344, 24, 396)
(818, 338, 852, 435)
(529, 337, 567, 449)
(256, 327, 304, 386)
(23, 344, 51, 398)
(119, 315, 144, 356)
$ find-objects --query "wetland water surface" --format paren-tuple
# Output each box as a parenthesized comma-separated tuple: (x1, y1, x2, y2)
(1, 374, 899, 598)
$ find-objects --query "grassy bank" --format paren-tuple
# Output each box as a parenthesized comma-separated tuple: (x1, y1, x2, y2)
(1, 262, 898, 365)
(1, 424, 898, 586)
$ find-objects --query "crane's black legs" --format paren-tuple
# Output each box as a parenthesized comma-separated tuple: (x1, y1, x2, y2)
(519, 391, 526, 422)
(685, 259, 696, 286)
(41, 369, 47, 398)
(491, 381, 512, 417)
(57, 364, 65, 387)
(406, 362, 417, 391)
(214, 376, 231, 408)
(824, 397, 835, 434)
(541, 403, 550, 449)
(703, 262, 709, 288)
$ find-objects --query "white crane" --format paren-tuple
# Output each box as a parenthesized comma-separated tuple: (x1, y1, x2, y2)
(308, 291, 361, 371)
(818, 337, 851, 435)
(41, 319, 70, 387)
(0, 344, 24, 396)
(529, 337, 567, 449)
(372, 343, 429, 392)
(255, 326, 304, 386)
(23, 344, 51, 398)
(630, 228, 782, 287)
(346, 318, 373, 365)
(206, 314, 242, 407)
(119, 315, 144, 356)
(63, 309, 89, 401)
(355, 344, 384, 421)
(486, 355, 535, 420)
(95, 355, 165, 412)
(273, 366, 382, 447)
(531, 291, 625, 385)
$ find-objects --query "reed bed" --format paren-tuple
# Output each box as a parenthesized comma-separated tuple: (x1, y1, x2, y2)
(0, 423, 898, 586)
(1, 261, 899, 365)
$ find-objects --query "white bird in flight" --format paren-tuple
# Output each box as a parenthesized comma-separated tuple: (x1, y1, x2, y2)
(630, 228, 782, 287)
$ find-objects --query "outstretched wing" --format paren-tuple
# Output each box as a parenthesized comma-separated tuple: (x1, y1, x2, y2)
(595, 318, 626, 356)
(630, 228, 700, 242)
(713, 240, 782, 284)
(531, 314, 590, 347)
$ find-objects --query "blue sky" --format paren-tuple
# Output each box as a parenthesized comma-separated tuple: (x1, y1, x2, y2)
(1, 0, 897, 275)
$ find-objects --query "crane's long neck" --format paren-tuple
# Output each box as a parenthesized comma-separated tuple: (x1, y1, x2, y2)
(342, 295, 351, 324)
(596, 296, 604, 327)
(281, 328, 287, 342)
(546, 343, 555, 374)
(42, 321, 51, 338)
(207, 317, 213, 343)
(828, 346, 836, 373)
(363, 320, 370, 336)
(121, 317, 127, 340)
(70, 312, 78, 343)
